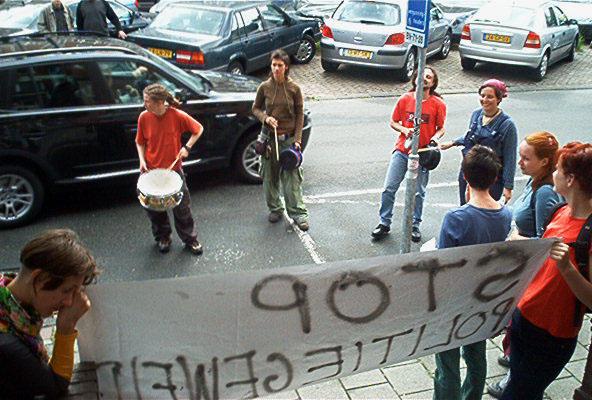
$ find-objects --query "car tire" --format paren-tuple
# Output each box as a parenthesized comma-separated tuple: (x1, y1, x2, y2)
(397, 49, 415, 82)
(0, 166, 45, 229)
(321, 58, 339, 72)
(437, 31, 452, 59)
(460, 57, 476, 70)
(228, 60, 245, 75)
(293, 35, 316, 64)
(233, 130, 263, 184)
(531, 52, 549, 82)
(566, 37, 577, 62)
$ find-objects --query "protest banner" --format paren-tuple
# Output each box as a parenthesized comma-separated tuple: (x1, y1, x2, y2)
(78, 239, 553, 399)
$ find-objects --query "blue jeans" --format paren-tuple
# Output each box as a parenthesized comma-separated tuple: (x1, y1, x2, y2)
(379, 151, 429, 228)
(433, 341, 487, 400)
(501, 310, 577, 400)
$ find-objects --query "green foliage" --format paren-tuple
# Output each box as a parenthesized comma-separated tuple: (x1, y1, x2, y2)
(576, 33, 586, 53)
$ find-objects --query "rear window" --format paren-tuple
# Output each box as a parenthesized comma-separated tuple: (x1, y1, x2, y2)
(334, 1, 401, 26)
(472, 4, 536, 27)
(0, 5, 42, 29)
(150, 6, 226, 35)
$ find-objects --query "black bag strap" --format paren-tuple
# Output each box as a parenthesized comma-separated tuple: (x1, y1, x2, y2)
(573, 213, 592, 326)
(529, 181, 553, 237)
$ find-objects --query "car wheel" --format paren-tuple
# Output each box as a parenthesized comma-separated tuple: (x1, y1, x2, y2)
(321, 58, 339, 72)
(0, 166, 45, 229)
(566, 37, 577, 62)
(294, 35, 316, 64)
(233, 130, 263, 184)
(460, 57, 476, 70)
(228, 61, 245, 75)
(397, 49, 415, 82)
(437, 31, 452, 59)
(531, 52, 549, 82)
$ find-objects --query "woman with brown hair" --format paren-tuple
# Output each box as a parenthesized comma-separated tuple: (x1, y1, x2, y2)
(0, 229, 99, 399)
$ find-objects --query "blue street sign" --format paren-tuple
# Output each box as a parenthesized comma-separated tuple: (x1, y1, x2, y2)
(405, 0, 431, 48)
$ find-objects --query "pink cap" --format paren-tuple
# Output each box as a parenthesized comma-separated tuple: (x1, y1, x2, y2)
(479, 79, 508, 98)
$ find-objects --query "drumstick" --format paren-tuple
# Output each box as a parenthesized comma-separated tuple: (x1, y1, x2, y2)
(274, 126, 279, 162)
(167, 155, 181, 170)
(417, 147, 438, 153)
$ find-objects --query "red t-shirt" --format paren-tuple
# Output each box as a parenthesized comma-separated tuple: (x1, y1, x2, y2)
(518, 206, 592, 338)
(392, 92, 447, 154)
(136, 108, 202, 171)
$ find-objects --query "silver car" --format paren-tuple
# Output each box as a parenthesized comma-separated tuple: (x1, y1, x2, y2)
(459, 0, 579, 81)
(320, 0, 452, 81)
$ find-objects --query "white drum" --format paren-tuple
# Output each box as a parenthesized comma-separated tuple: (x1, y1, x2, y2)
(136, 169, 183, 211)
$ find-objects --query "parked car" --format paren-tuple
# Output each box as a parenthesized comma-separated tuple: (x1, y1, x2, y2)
(320, 0, 452, 81)
(128, 1, 320, 73)
(0, 0, 149, 37)
(556, 0, 592, 42)
(433, 0, 488, 42)
(460, 0, 579, 81)
(0, 34, 312, 228)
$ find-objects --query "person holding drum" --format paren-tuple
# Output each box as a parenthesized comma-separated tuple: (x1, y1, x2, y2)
(252, 49, 309, 231)
(135, 83, 203, 255)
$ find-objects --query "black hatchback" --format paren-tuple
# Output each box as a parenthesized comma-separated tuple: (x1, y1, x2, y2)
(128, 0, 320, 74)
(0, 34, 312, 228)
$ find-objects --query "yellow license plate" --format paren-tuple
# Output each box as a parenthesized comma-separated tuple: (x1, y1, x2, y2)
(483, 33, 511, 44)
(346, 49, 372, 59)
(148, 47, 173, 58)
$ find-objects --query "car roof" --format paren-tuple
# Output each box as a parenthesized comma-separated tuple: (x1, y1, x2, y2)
(160, 0, 269, 11)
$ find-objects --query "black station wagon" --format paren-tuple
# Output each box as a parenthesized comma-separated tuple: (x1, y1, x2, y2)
(128, 0, 321, 74)
(0, 35, 312, 228)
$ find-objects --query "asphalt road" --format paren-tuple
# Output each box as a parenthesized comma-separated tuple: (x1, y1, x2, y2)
(1, 89, 590, 283)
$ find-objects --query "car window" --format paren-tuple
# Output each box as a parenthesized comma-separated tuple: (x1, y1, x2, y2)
(430, 6, 443, 21)
(240, 7, 265, 34)
(258, 5, 287, 29)
(544, 7, 557, 27)
(230, 12, 244, 39)
(7, 63, 100, 110)
(334, 1, 401, 26)
(151, 5, 226, 35)
(472, 4, 536, 27)
(0, 4, 42, 29)
(97, 60, 181, 105)
(109, 1, 132, 19)
(553, 6, 568, 25)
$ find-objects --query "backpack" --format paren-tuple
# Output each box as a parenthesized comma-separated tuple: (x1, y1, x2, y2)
(543, 203, 592, 327)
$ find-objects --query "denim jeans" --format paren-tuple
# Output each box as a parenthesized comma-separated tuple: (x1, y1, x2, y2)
(433, 341, 487, 400)
(501, 310, 577, 400)
(379, 151, 429, 228)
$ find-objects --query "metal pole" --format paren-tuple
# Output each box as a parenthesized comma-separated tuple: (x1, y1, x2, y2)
(400, 46, 427, 254)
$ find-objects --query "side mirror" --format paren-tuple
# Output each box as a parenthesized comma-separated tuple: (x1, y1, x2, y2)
(174, 88, 190, 103)
(568, 19, 579, 25)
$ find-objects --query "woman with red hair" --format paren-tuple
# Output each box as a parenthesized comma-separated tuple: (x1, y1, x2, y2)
(501, 142, 592, 399)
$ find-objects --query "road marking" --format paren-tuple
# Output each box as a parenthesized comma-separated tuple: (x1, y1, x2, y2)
(283, 212, 326, 265)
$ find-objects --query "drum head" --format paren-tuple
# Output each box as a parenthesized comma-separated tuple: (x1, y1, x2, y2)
(137, 169, 183, 196)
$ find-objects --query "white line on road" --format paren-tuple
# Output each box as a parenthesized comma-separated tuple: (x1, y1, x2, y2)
(283, 212, 326, 265)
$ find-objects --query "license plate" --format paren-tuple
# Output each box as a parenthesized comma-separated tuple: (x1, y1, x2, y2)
(483, 33, 511, 44)
(148, 47, 173, 58)
(346, 49, 372, 59)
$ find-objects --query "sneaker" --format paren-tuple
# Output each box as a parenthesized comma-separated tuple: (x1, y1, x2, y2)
(411, 226, 422, 243)
(486, 381, 506, 399)
(157, 238, 171, 253)
(297, 221, 309, 231)
(185, 241, 203, 255)
(371, 224, 390, 239)
(268, 212, 282, 223)
(498, 354, 510, 368)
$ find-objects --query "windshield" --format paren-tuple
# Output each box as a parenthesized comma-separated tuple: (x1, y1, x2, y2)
(334, 1, 401, 25)
(151, 6, 226, 35)
(472, 4, 536, 26)
(0, 5, 42, 28)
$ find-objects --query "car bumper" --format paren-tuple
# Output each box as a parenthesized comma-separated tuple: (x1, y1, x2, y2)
(320, 39, 408, 69)
(459, 41, 542, 68)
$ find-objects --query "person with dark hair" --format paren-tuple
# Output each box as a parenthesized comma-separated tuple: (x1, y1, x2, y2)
(441, 79, 517, 205)
(76, 0, 126, 39)
(0, 229, 99, 400)
(501, 142, 592, 400)
(252, 49, 309, 231)
(136, 83, 204, 255)
(371, 65, 447, 242)
(433, 145, 512, 400)
(38, 0, 74, 33)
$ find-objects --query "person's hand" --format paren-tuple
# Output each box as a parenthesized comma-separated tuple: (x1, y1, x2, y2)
(178, 147, 189, 160)
(440, 141, 455, 150)
(56, 289, 91, 335)
(294, 142, 301, 151)
(503, 188, 513, 204)
(139, 159, 148, 173)
(508, 228, 527, 241)
(118, 30, 127, 40)
(550, 240, 572, 273)
(265, 116, 278, 129)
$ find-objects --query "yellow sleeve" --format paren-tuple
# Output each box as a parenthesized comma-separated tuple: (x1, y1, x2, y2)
(48, 330, 78, 380)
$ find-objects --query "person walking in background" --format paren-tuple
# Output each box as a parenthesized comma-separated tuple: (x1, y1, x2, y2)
(37, 0, 74, 33)
(252, 49, 309, 231)
(76, 0, 126, 39)
(441, 79, 517, 205)
(432, 145, 513, 400)
(371, 65, 446, 243)
(0, 229, 99, 400)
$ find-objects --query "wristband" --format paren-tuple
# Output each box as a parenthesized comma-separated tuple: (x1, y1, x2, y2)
(183, 144, 191, 152)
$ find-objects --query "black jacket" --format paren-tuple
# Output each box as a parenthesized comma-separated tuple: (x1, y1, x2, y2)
(76, 0, 123, 36)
